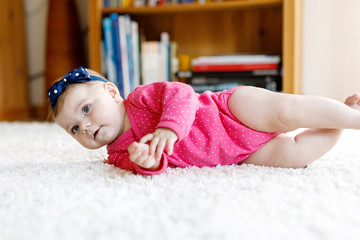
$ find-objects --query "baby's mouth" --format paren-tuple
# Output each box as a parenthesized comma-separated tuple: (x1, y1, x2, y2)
(94, 126, 101, 140)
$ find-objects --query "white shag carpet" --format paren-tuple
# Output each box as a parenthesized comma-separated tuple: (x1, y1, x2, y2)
(1, 122, 360, 240)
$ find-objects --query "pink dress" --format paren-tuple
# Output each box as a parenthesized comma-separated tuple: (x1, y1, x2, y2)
(107, 82, 280, 175)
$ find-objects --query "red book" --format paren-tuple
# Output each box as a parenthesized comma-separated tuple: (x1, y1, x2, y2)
(193, 63, 279, 72)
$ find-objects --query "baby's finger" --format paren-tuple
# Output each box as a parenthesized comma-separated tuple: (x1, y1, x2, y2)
(142, 156, 156, 169)
(135, 150, 149, 166)
(140, 134, 154, 143)
(149, 137, 160, 156)
(155, 139, 166, 161)
(128, 142, 140, 154)
(166, 138, 176, 156)
(129, 150, 142, 163)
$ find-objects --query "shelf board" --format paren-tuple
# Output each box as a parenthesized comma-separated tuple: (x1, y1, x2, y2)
(102, 0, 282, 15)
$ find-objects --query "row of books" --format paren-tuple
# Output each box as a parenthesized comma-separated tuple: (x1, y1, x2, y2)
(102, 14, 282, 95)
(141, 36, 178, 85)
(102, 14, 140, 98)
(103, 0, 219, 8)
(177, 70, 281, 93)
(177, 54, 282, 93)
(192, 54, 280, 71)
(102, 14, 175, 97)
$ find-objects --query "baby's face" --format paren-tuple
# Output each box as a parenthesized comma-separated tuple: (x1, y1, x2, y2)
(55, 82, 126, 149)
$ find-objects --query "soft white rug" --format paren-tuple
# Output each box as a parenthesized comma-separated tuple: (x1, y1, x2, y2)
(1, 122, 360, 240)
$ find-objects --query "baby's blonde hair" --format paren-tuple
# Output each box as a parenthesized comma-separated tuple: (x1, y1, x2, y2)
(48, 68, 108, 120)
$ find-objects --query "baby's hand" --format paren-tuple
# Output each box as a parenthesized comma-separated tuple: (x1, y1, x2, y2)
(128, 142, 159, 170)
(140, 128, 178, 162)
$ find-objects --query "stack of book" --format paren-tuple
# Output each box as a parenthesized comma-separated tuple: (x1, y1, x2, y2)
(102, 14, 140, 98)
(177, 54, 281, 93)
(141, 33, 178, 85)
(103, 0, 218, 8)
(102, 14, 177, 97)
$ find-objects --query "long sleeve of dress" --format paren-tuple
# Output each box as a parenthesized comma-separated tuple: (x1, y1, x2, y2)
(108, 82, 200, 175)
(126, 81, 200, 141)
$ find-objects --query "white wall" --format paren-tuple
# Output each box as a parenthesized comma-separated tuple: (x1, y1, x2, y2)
(302, 0, 360, 101)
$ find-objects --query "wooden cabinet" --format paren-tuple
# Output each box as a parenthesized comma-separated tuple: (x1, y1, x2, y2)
(88, 0, 302, 94)
(0, 0, 30, 120)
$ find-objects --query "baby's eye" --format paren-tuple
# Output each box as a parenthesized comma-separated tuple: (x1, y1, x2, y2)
(72, 125, 79, 133)
(83, 105, 91, 114)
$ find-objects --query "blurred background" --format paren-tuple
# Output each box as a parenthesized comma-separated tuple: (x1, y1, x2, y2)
(1, 0, 360, 121)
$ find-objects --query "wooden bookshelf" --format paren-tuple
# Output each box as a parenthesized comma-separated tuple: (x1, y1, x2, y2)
(0, 0, 30, 121)
(88, 0, 302, 94)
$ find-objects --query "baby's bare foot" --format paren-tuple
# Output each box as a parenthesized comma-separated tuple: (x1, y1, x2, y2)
(345, 93, 360, 110)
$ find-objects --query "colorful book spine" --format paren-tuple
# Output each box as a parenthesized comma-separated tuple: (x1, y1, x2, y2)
(190, 82, 241, 94)
(102, 17, 117, 85)
(160, 32, 170, 81)
(125, 15, 134, 92)
(190, 77, 278, 93)
(109, 13, 125, 97)
(141, 41, 161, 85)
(103, 16, 176, 90)
(192, 54, 281, 65)
(177, 69, 280, 78)
(118, 15, 131, 97)
(131, 21, 140, 89)
(192, 63, 279, 72)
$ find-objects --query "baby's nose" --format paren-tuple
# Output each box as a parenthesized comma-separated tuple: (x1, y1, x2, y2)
(80, 121, 92, 133)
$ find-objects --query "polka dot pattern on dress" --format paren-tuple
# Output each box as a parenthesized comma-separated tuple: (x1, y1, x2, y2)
(107, 82, 280, 175)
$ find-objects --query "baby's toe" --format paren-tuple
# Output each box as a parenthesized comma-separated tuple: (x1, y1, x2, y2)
(345, 94, 360, 105)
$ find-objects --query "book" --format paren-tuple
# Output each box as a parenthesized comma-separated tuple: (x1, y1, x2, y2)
(141, 34, 174, 85)
(141, 41, 162, 85)
(192, 54, 281, 65)
(176, 69, 280, 79)
(160, 32, 170, 81)
(104, 0, 214, 7)
(103, 14, 142, 98)
(103, 17, 175, 89)
(189, 76, 277, 85)
(191, 54, 281, 72)
(190, 82, 241, 94)
(109, 13, 124, 97)
(131, 21, 140, 90)
(189, 76, 278, 94)
(118, 15, 131, 97)
(124, 15, 134, 92)
(102, 17, 117, 85)
(192, 63, 279, 72)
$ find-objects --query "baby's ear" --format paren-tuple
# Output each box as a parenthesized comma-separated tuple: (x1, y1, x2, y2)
(105, 82, 122, 103)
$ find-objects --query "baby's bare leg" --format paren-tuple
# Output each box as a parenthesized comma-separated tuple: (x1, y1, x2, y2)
(228, 86, 360, 132)
(228, 87, 360, 168)
(242, 129, 342, 168)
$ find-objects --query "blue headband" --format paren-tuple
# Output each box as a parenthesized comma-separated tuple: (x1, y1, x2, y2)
(47, 67, 107, 110)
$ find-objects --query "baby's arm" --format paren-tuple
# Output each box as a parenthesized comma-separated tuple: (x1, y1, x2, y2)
(128, 128, 178, 170)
